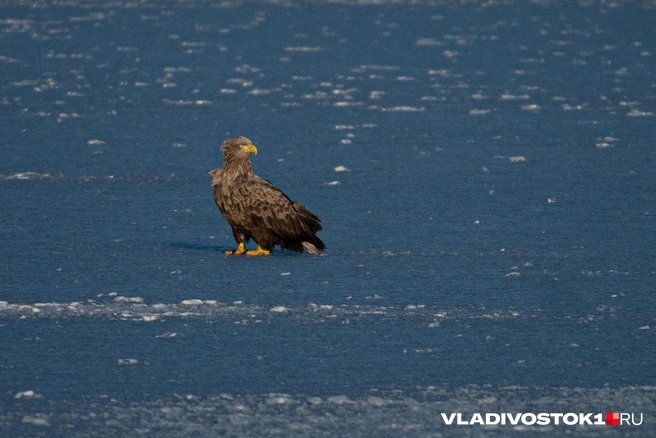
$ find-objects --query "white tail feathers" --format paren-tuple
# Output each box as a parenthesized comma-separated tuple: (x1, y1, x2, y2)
(302, 241, 324, 255)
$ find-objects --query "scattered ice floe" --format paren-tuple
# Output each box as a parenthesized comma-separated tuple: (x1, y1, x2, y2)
(596, 136, 618, 148)
(0, 299, 646, 330)
(3, 386, 655, 435)
(627, 108, 654, 117)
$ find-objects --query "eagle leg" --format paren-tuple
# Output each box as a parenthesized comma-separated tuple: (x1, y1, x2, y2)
(225, 242, 246, 255)
(246, 245, 270, 256)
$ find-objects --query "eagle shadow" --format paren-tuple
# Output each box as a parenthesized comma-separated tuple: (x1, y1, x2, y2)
(171, 242, 230, 253)
(170, 242, 309, 256)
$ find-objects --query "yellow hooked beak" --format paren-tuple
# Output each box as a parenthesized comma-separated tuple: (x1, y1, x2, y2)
(241, 144, 258, 155)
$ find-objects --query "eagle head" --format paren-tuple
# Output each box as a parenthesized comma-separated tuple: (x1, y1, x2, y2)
(221, 136, 258, 159)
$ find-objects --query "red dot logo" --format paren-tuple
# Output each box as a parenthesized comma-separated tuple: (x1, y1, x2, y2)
(606, 412, 619, 426)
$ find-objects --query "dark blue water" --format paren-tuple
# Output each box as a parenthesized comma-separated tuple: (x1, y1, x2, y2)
(1, 1, 655, 436)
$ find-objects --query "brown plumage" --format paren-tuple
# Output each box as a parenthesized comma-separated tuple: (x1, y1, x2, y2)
(209, 136, 326, 256)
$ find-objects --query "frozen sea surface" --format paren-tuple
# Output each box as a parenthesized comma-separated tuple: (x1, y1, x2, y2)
(1, 0, 655, 436)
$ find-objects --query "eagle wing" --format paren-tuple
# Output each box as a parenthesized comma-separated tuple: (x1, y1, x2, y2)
(233, 176, 321, 239)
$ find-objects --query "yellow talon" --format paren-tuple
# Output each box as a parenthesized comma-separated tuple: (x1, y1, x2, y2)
(225, 243, 246, 255)
(246, 246, 270, 256)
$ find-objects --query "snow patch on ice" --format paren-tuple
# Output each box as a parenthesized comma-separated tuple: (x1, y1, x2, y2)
(627, 108, 654, 117)
(284, 46, 323, 52)
(270, 306, 289, 313)
(15, 390, 43, 399)
(3, 172, 56, 180)
(416, 38, 443, 46)
(21, 415, 50, 427)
